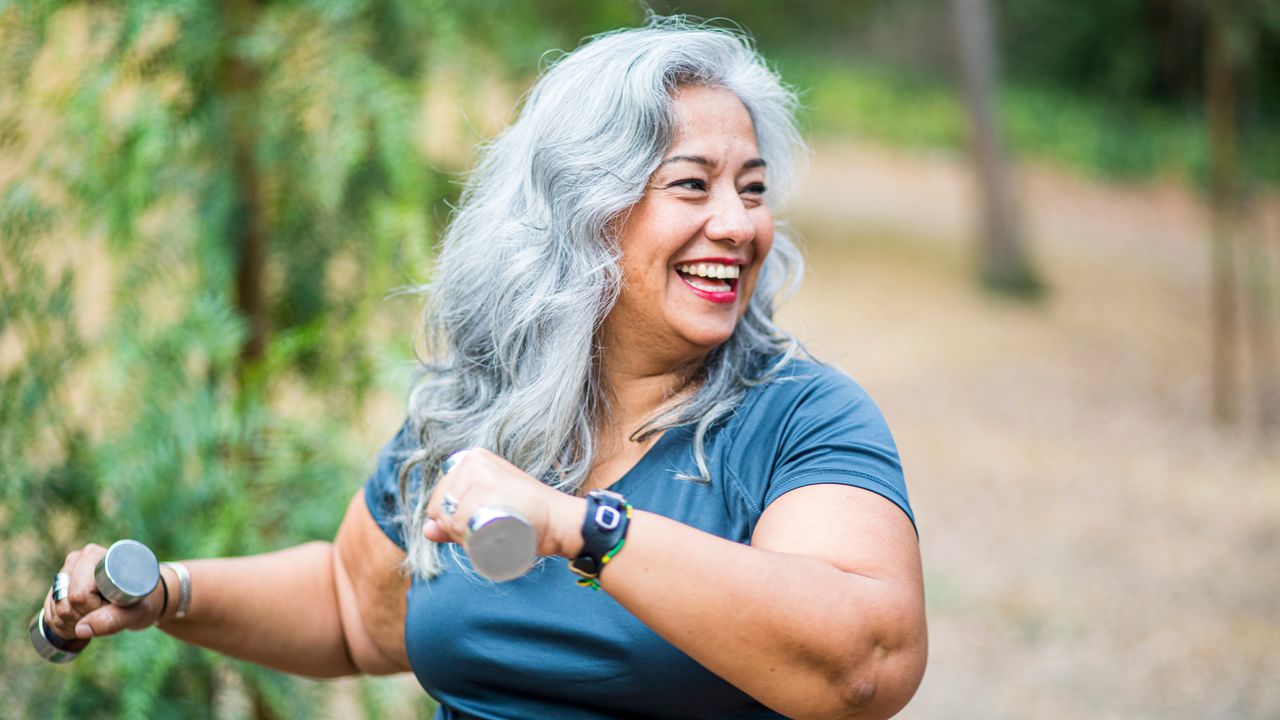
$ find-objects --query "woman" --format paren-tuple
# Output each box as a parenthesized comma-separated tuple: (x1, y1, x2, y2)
(46, 17, 926, 720)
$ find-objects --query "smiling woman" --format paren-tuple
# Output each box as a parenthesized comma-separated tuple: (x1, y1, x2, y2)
(45, 15, 926, 720)
(606, 85, 775, 363)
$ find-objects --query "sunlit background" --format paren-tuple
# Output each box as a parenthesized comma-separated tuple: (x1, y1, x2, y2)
(2, 2, 1277, 718)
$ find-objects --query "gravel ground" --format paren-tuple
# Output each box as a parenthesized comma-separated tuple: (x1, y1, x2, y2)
(783, 142, 1280, 720)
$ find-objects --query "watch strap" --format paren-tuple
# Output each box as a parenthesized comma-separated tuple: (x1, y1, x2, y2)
(570, 490, 632, 588)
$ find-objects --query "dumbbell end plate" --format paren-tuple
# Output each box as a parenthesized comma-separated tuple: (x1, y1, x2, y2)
(94, 539, 159, 606)
(29, 610, 87, 663)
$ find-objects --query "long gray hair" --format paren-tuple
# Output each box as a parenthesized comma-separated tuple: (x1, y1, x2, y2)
(399, 16, 807, 578)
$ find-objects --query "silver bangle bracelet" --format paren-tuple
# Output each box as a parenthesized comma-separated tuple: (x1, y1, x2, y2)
(161, 562, 191, 620)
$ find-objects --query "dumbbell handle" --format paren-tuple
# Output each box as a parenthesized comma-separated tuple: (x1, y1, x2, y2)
(30, 539, 160, 663)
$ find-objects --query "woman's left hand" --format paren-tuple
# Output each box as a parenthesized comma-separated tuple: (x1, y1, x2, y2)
(423, 449, 585, 558)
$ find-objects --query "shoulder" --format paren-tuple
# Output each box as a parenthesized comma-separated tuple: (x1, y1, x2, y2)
(736, 357, 884, 431)
(720, 356, 913, 530)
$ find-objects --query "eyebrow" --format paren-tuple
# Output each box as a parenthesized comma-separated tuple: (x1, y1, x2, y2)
(659, 155, 767, 170)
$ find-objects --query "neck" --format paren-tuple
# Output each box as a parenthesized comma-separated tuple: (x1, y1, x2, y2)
(597, 344, 702, 441)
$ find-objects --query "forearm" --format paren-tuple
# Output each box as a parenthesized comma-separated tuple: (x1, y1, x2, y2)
(595, 511, 923, 719)
(157, 541, 358, 678)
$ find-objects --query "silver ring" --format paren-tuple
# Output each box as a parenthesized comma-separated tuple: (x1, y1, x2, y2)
(442, 450, 470, 476)
(441, 493, 459, 517)
(52, 572, 70, 603)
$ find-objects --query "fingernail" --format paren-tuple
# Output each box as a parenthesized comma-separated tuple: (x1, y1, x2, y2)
(75, 623, 94, 639)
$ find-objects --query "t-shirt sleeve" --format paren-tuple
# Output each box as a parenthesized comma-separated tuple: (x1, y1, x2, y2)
(764, 369, 915, 531)
(362, 420, 421, 551)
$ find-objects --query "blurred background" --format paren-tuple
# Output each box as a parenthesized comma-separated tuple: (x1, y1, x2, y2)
(2, 1, 1277, 718)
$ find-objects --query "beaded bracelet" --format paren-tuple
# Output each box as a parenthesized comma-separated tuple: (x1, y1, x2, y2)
(575, 524, 630, 590)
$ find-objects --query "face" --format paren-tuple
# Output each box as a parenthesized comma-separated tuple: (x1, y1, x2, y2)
(602, 85, 774, 368)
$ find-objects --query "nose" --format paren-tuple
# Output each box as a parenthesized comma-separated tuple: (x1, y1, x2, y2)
(704, 191, 755, 246)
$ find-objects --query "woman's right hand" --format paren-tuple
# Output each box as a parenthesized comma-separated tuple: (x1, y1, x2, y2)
(43, 543, 167, 641)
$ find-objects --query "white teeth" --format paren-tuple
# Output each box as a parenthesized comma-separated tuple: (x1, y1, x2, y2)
(675, 262, 740, 279)
(685, 275, 726, 292)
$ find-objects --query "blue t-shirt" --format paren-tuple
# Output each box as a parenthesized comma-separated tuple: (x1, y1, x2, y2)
(364, 359, 914, 720)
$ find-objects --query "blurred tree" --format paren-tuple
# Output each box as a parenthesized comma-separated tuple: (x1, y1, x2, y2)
(951, 0, 1043, 296)
(1205, 0, 1280, 430)
(0, 0, 451, 717)
(1207, 0, 1244, 423)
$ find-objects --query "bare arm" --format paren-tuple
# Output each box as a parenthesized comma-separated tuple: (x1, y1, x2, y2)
(427, 450, 927, 720)
(156, 541, 358, 677)
(54, 490, 410, 678)
(595, 485, 926, 720)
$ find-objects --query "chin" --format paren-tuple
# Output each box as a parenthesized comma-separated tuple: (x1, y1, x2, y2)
(679, 324, 738, 352)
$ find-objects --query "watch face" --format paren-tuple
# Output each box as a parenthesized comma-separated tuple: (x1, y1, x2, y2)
(573, 489, 628, 581)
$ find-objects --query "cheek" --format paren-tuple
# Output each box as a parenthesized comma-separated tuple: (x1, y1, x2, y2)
(756, 226, 775, 261)
(755, 208, 775, 253)
(745, 215, 776, 295)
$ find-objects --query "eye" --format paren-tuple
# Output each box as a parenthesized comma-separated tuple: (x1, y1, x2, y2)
(669, 178, 707, 191)
(741, 182, 767, 195)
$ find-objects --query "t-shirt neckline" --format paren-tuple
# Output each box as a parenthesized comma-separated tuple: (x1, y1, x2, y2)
(596, 424, 688, 494)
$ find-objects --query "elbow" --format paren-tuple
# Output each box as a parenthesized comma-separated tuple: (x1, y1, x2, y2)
(828, 628, 928, 720)
(829, 674, 887, 720)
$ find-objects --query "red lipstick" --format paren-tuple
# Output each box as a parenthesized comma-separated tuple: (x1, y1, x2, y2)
(673, 257, 743, 304)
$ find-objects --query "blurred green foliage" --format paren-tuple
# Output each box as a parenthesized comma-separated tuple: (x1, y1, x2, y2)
(792, 60, 1280, 183)
(0, 0, 447, 716)
(766, 0, 1280, 185)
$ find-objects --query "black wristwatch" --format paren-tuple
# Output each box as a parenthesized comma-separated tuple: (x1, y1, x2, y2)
(570, 490, 632, 587)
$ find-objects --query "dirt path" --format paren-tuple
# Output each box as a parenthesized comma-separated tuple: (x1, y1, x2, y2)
(783, 142, 1280, 719)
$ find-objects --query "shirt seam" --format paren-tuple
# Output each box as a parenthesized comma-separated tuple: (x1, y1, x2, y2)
(724, 364, 826, 517)
(765, 468, 911, 510)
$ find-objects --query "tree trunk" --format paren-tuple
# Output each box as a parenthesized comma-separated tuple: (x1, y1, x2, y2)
(952, 0, 1042, 297)
(224, 0, 268, 376)
(1242, 212, 1280, 432)
(1206, 1, 1242, 424)
(1229, 16, 1280, 434)
(221, 5, 277, 716)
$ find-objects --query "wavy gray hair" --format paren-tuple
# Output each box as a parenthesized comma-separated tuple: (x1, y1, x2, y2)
(399, 16, 807, 578)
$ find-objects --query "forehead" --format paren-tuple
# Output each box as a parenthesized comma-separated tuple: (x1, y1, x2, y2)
(667, 85, 759, 157)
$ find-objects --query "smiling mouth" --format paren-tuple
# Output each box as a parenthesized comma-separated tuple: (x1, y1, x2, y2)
(674, 261, 739, 302)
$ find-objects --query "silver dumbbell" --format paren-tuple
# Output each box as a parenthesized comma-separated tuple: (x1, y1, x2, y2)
(441, 451, 537, 582)
(30, 539, 160, 663)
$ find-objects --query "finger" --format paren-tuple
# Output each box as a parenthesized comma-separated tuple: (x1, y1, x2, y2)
(54, 551, 81, 626)
(429, 479, 467, 524)
(430, 453, 470, 510)
(423, 519, 452, 544)
(68, 544, 108, 617)
(76, 602, 147, 639)
(446, 493, 490, 543)
(50, 552, 89, 637)
(41, 591, 74, 642)
(431, 480, 478, 544)
(433, 495, 470, 543)
(48, 585, 81, 640)
(442, 449, 471, 476)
